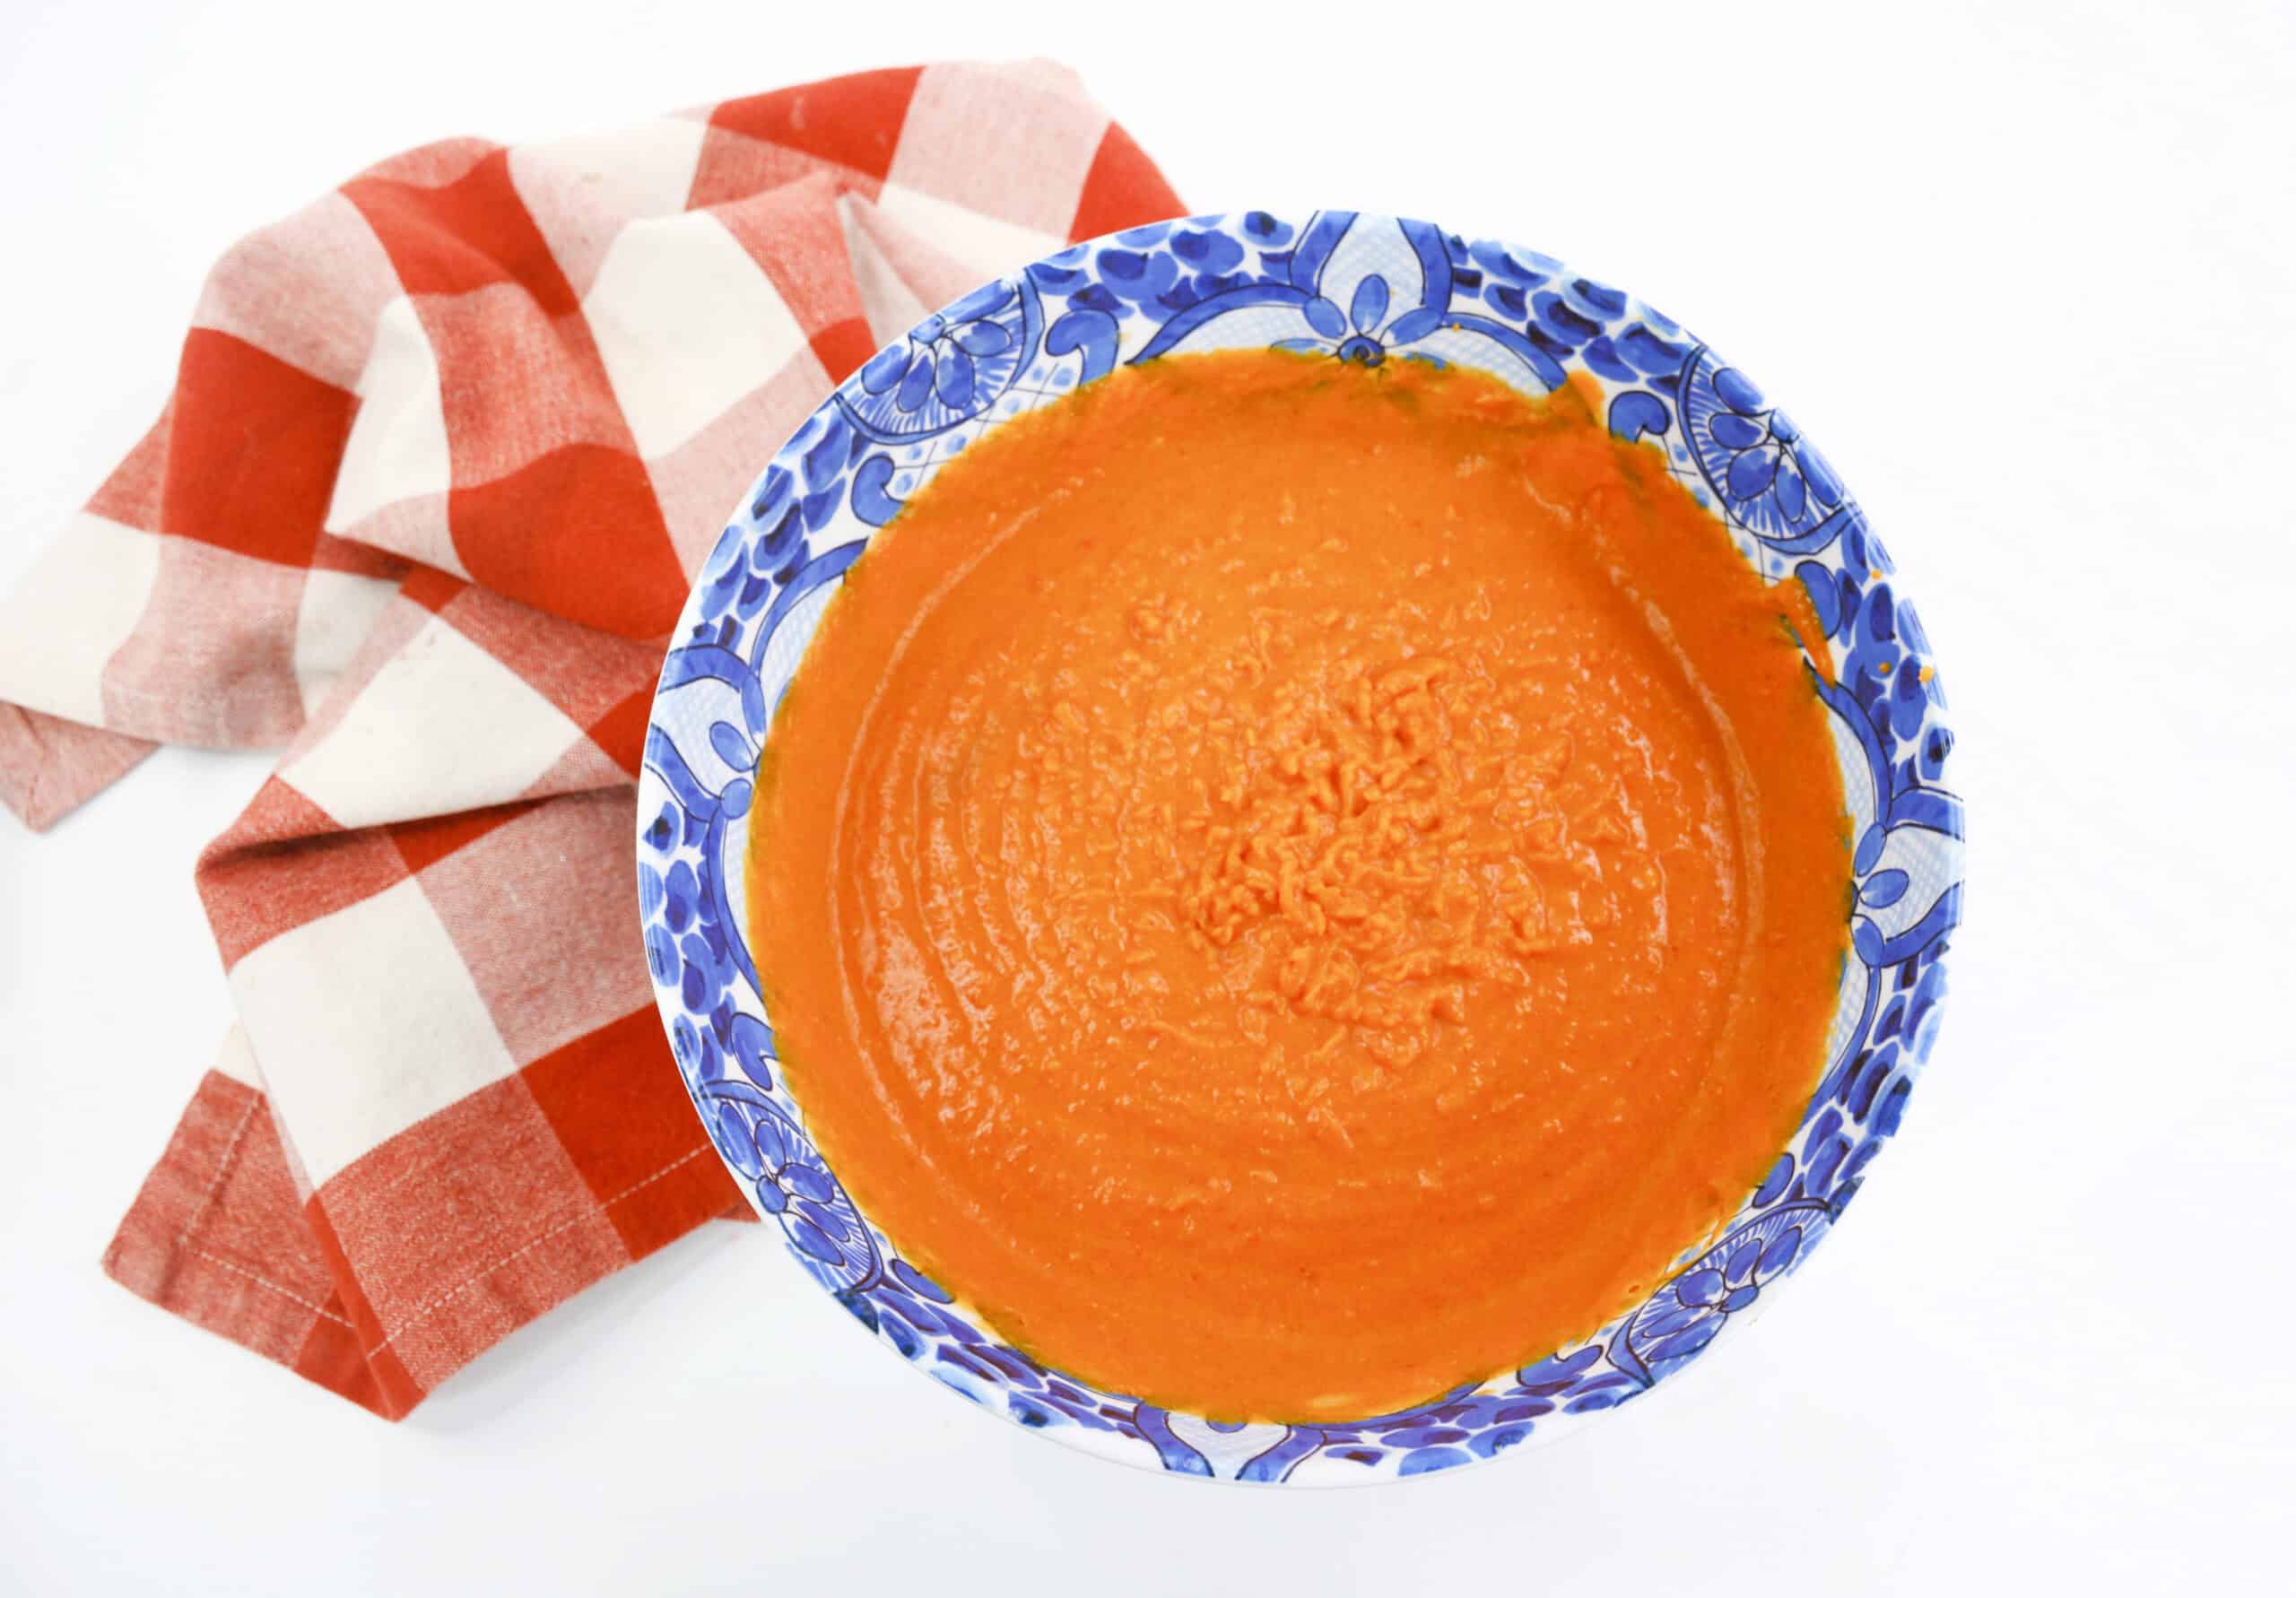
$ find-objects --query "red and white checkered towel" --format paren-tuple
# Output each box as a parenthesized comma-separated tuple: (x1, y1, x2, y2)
(0, 63, 1180, 1419)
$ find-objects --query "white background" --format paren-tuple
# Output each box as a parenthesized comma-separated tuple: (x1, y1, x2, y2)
(3, 1, 2291, 1592)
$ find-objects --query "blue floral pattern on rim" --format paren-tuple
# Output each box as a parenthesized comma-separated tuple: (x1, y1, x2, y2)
(637, 211, 1963, 1485)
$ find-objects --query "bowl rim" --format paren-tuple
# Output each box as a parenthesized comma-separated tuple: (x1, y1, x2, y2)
(636, 207, 1963, 1486)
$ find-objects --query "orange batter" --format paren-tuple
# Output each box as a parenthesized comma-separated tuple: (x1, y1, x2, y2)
(749, 351, 1848, 1421)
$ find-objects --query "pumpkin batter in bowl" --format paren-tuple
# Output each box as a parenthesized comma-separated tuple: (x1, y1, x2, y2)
(748, 350, 1848, 1422)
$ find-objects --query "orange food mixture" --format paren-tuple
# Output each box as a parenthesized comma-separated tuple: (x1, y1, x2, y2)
(749, 351, 1848, 1420)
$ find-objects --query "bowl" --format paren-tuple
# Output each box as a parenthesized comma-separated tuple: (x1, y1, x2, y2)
(636, 209, 1963, 1484)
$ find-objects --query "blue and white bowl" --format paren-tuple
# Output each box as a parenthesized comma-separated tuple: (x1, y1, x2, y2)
(637, 210, 1963, 1484)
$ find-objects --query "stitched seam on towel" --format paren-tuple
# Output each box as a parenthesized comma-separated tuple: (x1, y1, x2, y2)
(186, 1246, 356, 1329)
(363, 1144, 712, 1357)
(161, 1089, 356, 1332)
(177, 1090, 259, 1247)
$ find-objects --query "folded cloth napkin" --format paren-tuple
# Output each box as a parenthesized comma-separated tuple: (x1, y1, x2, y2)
(0, 63, 1179, 1418)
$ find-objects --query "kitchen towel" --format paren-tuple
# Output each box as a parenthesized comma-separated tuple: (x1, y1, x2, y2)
(0, 62, 1179, 1417)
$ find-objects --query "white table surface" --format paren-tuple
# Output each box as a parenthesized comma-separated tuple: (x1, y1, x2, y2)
(4, 2, 2290, 1591)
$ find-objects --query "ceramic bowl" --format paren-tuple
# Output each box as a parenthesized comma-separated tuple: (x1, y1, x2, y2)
(636, 210, 1963, 1484)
